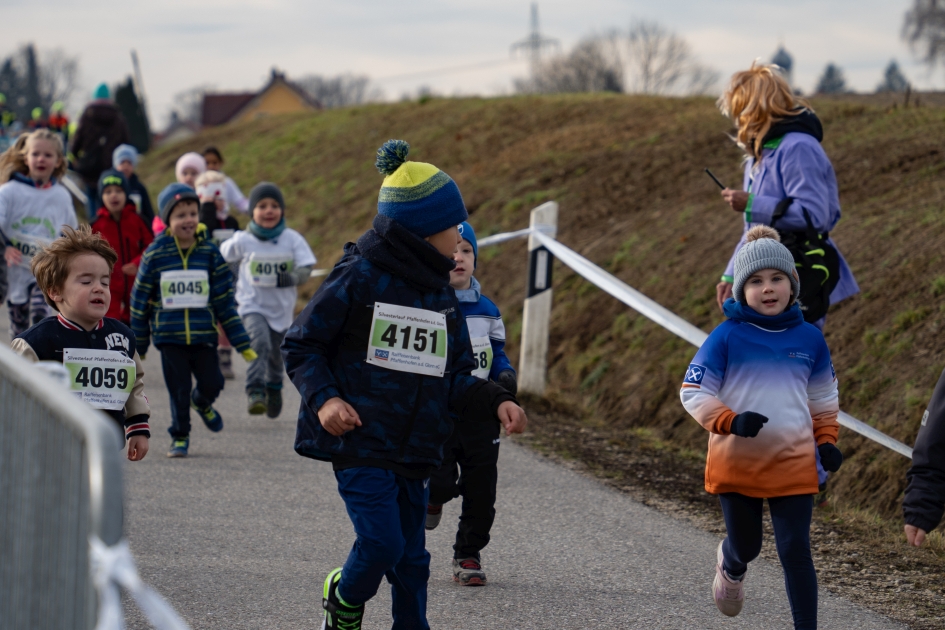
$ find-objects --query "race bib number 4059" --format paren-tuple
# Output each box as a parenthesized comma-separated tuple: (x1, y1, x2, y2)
(160, 270, 210, 309)
(366, 303, 448, 377)
(63, 349, 135, 410)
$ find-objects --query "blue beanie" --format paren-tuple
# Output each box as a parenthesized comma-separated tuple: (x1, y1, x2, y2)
(93, 83, 110, 100)
(458, 221, 478, 267)
(158, 183, 200, 223)
(97, 169, 130, 202)
(375, 139, 467, 238)
(113, 144, 138, 169)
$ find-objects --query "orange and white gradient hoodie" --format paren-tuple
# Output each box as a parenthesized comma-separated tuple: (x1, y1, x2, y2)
(680, 301, 839, 498)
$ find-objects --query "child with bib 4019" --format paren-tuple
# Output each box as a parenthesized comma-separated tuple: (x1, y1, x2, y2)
(283, 140, 527, 630)
(220, 182, 316, 417)
(425, 220, 517, 587)
(130, 183, 256, 458)
(11, 226, 150, 461)
(680, 225, 843, 630)
(0, 129, 79, 338)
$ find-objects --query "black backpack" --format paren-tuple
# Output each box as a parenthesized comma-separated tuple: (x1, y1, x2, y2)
(771, 199, 840, 323)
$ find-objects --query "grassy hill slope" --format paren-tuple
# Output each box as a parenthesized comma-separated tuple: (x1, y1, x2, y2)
(140, 94, 945, 522)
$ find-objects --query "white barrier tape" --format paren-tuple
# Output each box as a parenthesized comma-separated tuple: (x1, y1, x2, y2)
(524, 230, 914, 460)
(309, 268, 330, 277)
(477, 224, 556, 248)
(90, 536, 191, 630)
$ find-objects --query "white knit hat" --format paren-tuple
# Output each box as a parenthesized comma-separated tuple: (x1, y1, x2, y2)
(733, 226, 800, 304)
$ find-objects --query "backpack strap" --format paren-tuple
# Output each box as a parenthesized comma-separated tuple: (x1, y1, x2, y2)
(771, 197, 793, 226)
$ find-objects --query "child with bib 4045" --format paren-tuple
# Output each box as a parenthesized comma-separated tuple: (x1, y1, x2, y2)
(11, 226, 150, 461)
(130, 183, 256, 458)
(0, 129, 79, 337)
(680, 225, 843, 630)
(425, 220, 517, 587)
(283, 140, 527, 630)
(220, 182, 315, 417)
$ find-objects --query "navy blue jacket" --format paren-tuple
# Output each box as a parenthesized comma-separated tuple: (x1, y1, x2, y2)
(283, 216, 515, 467)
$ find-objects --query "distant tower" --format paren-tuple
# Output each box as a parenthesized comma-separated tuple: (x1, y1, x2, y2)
(511, 4, 560, 76)
(771, 45, 794, 86)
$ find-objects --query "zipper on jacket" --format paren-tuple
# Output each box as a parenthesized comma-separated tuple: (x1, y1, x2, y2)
(174, 236, 194, 345)
(397, 376, 425, 460)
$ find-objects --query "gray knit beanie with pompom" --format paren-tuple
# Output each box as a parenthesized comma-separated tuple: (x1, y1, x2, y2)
(732, 226, 800, 305)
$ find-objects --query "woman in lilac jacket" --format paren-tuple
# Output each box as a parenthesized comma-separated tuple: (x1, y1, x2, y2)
(714, 63, 859, 329)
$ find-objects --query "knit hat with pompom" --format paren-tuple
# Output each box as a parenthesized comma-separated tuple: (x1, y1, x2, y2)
(733, 226, 800, 305)
(375, 139, 467, 238)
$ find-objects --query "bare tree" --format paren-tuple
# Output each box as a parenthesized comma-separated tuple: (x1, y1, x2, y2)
(518, 34, 624, 94)
(0, 45, 80, 120)
(624, 20, 719, 96)
(170, 83, 214, 125)
(296, 74, 383, 109)
(38, 48, 79, 108)
(903, 0, 945, 68)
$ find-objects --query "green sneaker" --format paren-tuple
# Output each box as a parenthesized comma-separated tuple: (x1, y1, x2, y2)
(167, 437, 189, 458)
(190, 391, 223, 432)
(247, 390, 266, 415)
(322, 568, 364, 630)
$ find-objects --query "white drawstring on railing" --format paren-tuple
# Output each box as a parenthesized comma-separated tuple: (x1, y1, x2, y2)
(90, 536, 191, 630)
(478, 225, 914, 459)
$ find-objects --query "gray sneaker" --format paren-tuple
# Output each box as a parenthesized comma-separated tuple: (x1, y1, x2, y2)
(453, 557, 486, 586)
(425, 504, 442, 530)
(713, 541, 745, 616)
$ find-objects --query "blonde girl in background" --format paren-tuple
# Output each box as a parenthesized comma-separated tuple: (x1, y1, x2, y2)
(0, 129, 79, 337)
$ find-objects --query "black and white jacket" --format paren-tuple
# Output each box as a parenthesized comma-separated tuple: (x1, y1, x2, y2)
(11, 314, 150, 440)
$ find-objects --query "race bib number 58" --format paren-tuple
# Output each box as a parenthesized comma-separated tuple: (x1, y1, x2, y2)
(366, 303, 448, 377)
(63, 349, 136, 410)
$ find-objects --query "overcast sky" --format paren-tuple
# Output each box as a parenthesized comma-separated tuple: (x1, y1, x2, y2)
(2, 0, 936, 128)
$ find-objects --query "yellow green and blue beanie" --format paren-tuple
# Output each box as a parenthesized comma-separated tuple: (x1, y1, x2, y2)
(375, 139, 467, 238)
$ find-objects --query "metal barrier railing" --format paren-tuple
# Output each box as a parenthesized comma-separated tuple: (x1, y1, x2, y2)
(480, 204, 914, 459)
(0, 343, 124, 629)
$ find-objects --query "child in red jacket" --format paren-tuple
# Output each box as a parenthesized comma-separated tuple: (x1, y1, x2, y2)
(92, 169, 153, 324)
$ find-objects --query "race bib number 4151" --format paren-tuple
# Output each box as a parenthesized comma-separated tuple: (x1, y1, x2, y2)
(366, 303, 448, 377)
(160, 270, 210, 309)
(63, 349, 136, 410)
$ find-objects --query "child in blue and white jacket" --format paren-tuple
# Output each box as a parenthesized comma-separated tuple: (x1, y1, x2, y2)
(426, 221, 516, 587)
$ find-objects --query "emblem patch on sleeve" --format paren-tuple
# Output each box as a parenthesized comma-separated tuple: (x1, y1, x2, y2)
(684, 363, 706, 385)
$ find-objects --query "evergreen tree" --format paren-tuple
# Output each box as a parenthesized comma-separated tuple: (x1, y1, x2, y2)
(114, 77, 150, 153)
(815, 63, 848, 94)
(876, 60, 911, 93)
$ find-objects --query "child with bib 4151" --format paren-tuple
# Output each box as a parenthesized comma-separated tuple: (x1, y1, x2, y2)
(130, 183, 256, 458)
(220, 182, 316, 417)
(680, 225, 843, 630)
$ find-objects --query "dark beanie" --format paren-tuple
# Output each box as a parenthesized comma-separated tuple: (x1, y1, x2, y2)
(158, 182, 200, 223)
(248, 182, 285, 213)
(97, 169, 130, 201)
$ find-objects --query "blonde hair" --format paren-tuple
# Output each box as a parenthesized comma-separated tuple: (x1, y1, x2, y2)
(717, 62, 812, 166)
(0, 129, 67, 184)
(195, 170, 225, 188)
(32, 225, 118, 311)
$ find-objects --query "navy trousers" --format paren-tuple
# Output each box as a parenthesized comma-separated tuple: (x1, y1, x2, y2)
(335, 467, 431, 630)
(719, 492, 817, 630)
(159, 344, 224, 438)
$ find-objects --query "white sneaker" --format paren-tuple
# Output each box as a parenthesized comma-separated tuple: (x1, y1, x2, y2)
(713, 541, 745, 616)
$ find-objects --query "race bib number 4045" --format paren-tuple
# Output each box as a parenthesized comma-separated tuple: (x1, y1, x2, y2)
(366, 303, 448, 377)
(63, 349, 135, 410)
(160, 270, 210, 309)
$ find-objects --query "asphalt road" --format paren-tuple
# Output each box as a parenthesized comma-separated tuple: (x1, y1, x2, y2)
(104, 348, 906, 630)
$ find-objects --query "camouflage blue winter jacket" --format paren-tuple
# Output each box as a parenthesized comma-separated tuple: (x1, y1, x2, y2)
(283, 216, 515, 467)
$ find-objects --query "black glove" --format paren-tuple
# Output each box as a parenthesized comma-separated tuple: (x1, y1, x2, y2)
(495, 370, 518, 396)
(276, 270, 296, 288)
(818, 443, 843, 472)
(729, 411, 768, 438)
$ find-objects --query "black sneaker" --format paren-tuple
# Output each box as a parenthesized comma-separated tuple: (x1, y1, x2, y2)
(190, 391, 223, 432)
(322, 567, 364, 629)
(266, 386, 282, 418)
(453, 557, 486, 586)
(247, 390, 266, 415)
(425, 504, 443, 530)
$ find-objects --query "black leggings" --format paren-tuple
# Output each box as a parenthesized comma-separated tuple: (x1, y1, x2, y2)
(719, 492, 817, 630)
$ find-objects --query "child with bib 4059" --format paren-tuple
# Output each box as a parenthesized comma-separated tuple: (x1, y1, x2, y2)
(12, 226, 150, 461)
(425, 221, 517, 587)
(283, 140, 527, 630)
(130, 183, 256, 458)
(0, 129, 79, 338)
(680, 225, 843, 630)
(220, 182, 315, 417)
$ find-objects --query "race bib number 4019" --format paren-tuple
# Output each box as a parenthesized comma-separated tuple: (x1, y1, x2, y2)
(247, 253, 293, 288)
(63, 349, 135, 410)
(160, 270, 210, 309)
(366, 303, 448, 377)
